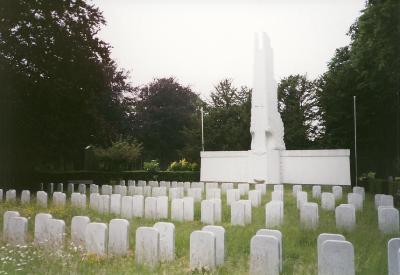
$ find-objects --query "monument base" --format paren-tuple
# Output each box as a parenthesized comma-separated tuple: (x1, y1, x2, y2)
(200, 149, 351, 185)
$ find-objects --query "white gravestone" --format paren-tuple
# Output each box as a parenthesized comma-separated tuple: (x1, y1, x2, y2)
(108, 219, 129, 256)
(46, 219, 65, 249)
(255, 183, 267, 195)
(187, 188, 202, 202)
(21, 190, 30, 204)
(153, 222, 175, 262)
(256, 229, 283, 272)
(36, 191, 48, 208)
(238, 183, 250, 196)
(227, 189, 241, 206)
(332, 186, 343, 200)
(206, 182, 219, 190)
(378, 207, 399, 234)
(297, 191, 308, 209)
(78, 183, 86, 194)
(5, 189, 16, 202)
(321, 192, 335, 210)
(231, 201, 246, 226)
(250, 235, 280, 275)
(184, 181, 191, 192)
(353, 186, 365, 200)
(192, 182, 205, 193)
(317, 233, 345, 272)
(145, 197, 157, 220)
(190, 230, 216, 271)
(388, 238, 400, 275)
(377, 195, 394, 209)
(143, 186, 152, 197)
(201, 200, 216, 225)
(221, 182, 234, 194)
(0, 189, 3, 202)
(53, 192, 66, 207)
(335, 204, 356, 231)
(169, 188, 182, 200)
(79, 193, 87, 209)
(206, 188, 221, 200)
(265, 201, 284, 228)
(171, 199, 184, 222)
(127, 186, 135, 196)
(319, 240, 355, 275)
(85, 222, 108, 256)
(121, 196, 134, 219)
(312, 186, 322, 199)
(57, 183, 63, 192)
(98, 195, 110, 214)
(159, 181, 171, 188)
(239, 199, 252, 224)
(132, 195, 144, 218)
(300, 202, 319, 229)
(34, 213, 52, 245)
(67, 183, 74, 194)
(90, 184, 99, 194)
(271, 190, 283, 202)
(183, 197, 194, 221)
(156, 196, 169, 219)
(101, 185, 112, 195)
(149, 181, 159, 187)
(90, 193, 100, 210)
(152, 187, 167, 197)
(274, 185, 284, 192)
(135, 227, 160, 268)
(134, 186, 144, 196)
(110, 194, 122, 215)
(137, 180, 146, 187)
(347, 193, 363, 211)
(3, 211, 20, 241)
(8, 217, 28, 246)
(71, 216, 90, 248)
(293, 185, 302, 197)
(203, 225, 225, 266)
(71, 192, 81, 208)
(213, 199, 222, 223)
(248, 190, 262, 207)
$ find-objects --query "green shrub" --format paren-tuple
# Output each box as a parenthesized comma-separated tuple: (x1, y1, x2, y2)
(143, 160, 160, 172)
(167, 158, 199, 171)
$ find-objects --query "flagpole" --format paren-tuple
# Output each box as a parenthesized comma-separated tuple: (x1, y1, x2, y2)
(201, 107, 205, 151)
(353, 96, 358, 186)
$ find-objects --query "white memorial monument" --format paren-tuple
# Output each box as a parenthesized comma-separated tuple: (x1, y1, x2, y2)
(200, 32, 351, 185)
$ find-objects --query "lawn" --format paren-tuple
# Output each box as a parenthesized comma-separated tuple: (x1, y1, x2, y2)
(0, 185, 395, 274)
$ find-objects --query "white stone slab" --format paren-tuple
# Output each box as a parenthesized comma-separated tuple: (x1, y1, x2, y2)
(3, 211, 20, 241)
(132, 195, 144, 218)
(34, 213, 52, 245)
(108, 219, 129, 256)
(319, 240, 354, 275)
(85, 222, 108, 256)
(256, 229, 283, 272)
(238, 183, 250, 196)
(101, 185, 112, 195)
(79, 193, 87, 209)
(135, 227, 159, 268)
(265, 201, 284, 228)
(347, 193, 363, 211)
(57, 183, 63, 192)
(143, 186, 152, 197)
(255, 183, 267, 195)
(67, 183, 74, 194)
(388, 238, 400, 275)
(184, 181, 191, 192)
(352, 186, 365, 200)
(321, 192, 335, 210)
(248, 190, 262, 207)
(0, 189, 3, 202)
(203, 225, 225, 266)
(71, 192, 81, 208)
(183, 197, 194, 222)
(231, 201, 246, 226)
(46, 218, 65, 248)
(226, 189, 241, 206)
(154, 222, 175, 262)
(121, 196, 133, 218)
(78, 183, 86, 194)
(110, 194, 122, 215)
(169, 187, 182, 200)
(332, 186, 343, 200)
(90, 184, 99, 194)
(128, 180, 135, 186)
(250, 235, 280, 275)
(201, 200, 215, 225)
(36, 191, 48, 208)
(5, 189, 16, 202)
(53, 192, 66, 207)
(149, 180, 159, 187)
(378, 207, 399, 234)
(274, 184, 284, 192)
(271, 190, 283, 202)
(145, 197, 157, 219)
(296, 191, 308, 209)
(98, 195, 110, 214)
(312, 186, 321, 199)
(191, 182, 205, 193)
(377, 194, 394, 208)
(317, 233, 345, 272)
(300, 202, 319, 229)
(156, 196, 169, 219)
(134, 186, 144, 196)
(160, 181, 171, 188)
(190, 230, 216, 271)
(187, 188, 202, 202)
(137, 180, 146, 187)
(71, 216, 90, 247)
(206, 188, 221, 200)
(206, 182, 219, 190)
(152, 187, 167, 197)
(239, 199, 252, 224)
(7, 217, 28, 246)
(335, 204, 356, 231)
(171, 181, 178, 188)
(21, 190, 30, 204)
(221, 183, 233, 194)
(171, 198, 184, 222)
(90, 193, 100, 210)
(213, 199, 222, 223)
(293, 185, 302, 197)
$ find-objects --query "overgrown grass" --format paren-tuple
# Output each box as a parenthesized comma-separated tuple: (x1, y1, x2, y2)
(0, 185, 395, 274)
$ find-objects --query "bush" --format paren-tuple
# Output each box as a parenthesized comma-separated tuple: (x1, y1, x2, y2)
(143, 160, 160, 172)
(93, 140, 142, 170)
(167, 158, 199, 171)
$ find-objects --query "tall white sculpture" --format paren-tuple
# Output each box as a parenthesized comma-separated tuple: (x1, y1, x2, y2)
(200, 32, 351, 185)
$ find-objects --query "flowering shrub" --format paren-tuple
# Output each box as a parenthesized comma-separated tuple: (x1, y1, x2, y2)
(143, 160, 160, 172)
(167, 159, 199, 171)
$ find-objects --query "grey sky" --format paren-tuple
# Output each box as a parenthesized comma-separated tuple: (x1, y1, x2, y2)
(92, 0, 366, 98)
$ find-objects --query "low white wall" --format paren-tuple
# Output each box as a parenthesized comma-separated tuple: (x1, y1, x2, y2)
(281, 149, 351, 186)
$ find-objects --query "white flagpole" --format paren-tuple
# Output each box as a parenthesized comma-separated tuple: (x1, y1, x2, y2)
(354, 96, 358, 186)
(201, 107, 205, 152)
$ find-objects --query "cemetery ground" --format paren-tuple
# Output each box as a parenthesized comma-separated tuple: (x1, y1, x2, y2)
(0, 185, 394, 274)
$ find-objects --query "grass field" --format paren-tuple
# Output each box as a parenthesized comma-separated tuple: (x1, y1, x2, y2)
(0, 185, 395, 274)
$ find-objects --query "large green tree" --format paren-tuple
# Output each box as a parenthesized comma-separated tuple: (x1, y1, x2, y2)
(130, 78, 201, 166)
(318, 0, 400, 177)
(0, 0, 132, 185)
(204, 79, 251, 151)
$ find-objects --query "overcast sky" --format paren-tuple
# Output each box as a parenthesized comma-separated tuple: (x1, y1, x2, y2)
(92, 0, 366, 98)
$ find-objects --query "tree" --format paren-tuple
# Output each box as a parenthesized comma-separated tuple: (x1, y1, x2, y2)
(0, 0, 132, 186)
(204, 79, 251, 151)
(130, 78, 201, 166)
(278, 75, 321, 149)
